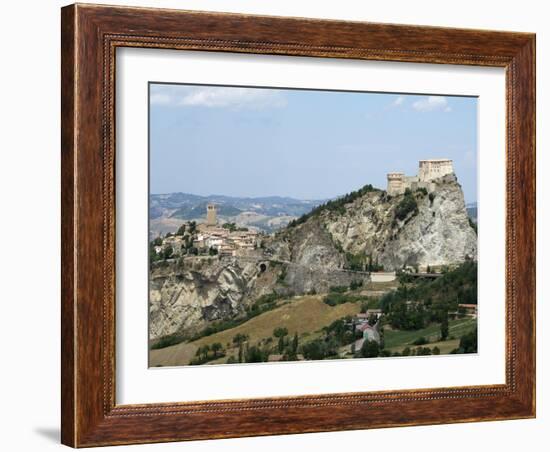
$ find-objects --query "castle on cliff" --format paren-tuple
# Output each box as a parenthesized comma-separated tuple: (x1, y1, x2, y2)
(387, 159, 454, 196)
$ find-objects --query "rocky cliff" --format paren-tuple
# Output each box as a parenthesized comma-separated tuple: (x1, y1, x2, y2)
(150, 257, 261, 340)
(150, 174, 476, 341)
(312, 173, 477, 271)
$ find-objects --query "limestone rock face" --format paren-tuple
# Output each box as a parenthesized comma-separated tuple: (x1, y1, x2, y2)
(322, 174, 477, 270)
(265, 220, 368, 295)
(149, 258, 260, 340)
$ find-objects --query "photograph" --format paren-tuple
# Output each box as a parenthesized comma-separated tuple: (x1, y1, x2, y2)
(148, 84, 479, 367)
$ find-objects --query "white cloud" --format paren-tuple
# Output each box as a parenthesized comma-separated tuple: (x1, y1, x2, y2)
(149, 93, 171, 105)
(150, 85, 287, 110)
(392, 96, 405, 107)
(412, 96, 451, 112)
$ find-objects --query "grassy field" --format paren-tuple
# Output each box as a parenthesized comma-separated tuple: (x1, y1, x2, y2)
(149, 294, 361, 367)
(384, 318, 476, 351)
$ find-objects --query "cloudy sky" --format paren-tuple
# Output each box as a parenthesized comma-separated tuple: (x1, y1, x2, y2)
(149, 83, 478, 203)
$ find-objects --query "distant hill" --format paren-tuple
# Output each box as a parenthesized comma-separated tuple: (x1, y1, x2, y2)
(466, 202, 477, 223)
(149, 192, 326, 235)
(170, 202, 242, 220)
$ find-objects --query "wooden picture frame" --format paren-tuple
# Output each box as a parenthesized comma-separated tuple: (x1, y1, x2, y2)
(61, 3, 535, 447)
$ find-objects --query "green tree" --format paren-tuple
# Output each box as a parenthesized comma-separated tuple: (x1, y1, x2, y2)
(394, 192, 418, 221)
(176, 224, 186, 236)
(457, 328, 478, 353)
(211, 342, 222, 358)
(301, 339, 327, 360)
(350, 280, 363, 290)
(367, 313, 378, 326)
(273, 327, 288, 338)
(292, 332, 299, 354)
(163, 245, 173, 260)
(232, 333, 248, 346)
(152, 236, 163, 246)
(415, 346, 432, 356)
(245, 345, 266, 363)
(440, 314, 449, 341)
(278, 336, 286, 354)
(360, 340, 380, 358)
(209, 247, 218, 256)
(149, 243, 161, 264)
(238, 343, 244, 363)
(222, 222, 237, 232)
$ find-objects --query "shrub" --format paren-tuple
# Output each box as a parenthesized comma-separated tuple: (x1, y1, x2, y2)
(345, 252, 366, 271)
(458, 328, 478, 354)
(329, 285, 348, 293)
(288, 183, 380, 227)
(395, 192, 418, 221)
(323, 292, 362, 306)
(412, 336, 428, 346)
(176, 224, 186, 236)
(150, 333, 185, 350)
(415, 346, 432, 356)
(350, 280, 363, 290)
(360, 339, 380, 358)
(163, 245, 173, 260)
(416, 187, 428, 196)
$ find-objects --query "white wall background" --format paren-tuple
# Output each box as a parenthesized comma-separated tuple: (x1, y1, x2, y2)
(0, 1, 545, 451)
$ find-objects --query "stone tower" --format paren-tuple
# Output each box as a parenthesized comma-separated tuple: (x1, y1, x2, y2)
(206, 203, 217, 226)
(387, 172, 405, 196)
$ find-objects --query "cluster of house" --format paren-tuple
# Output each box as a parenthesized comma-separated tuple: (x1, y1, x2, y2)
(154, 203, 260, 258)
(193, 224, 260, 257)
(353, 309, 382, 351)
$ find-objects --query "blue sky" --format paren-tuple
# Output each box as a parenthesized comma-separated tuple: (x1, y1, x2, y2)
(149, 84, 478, 203)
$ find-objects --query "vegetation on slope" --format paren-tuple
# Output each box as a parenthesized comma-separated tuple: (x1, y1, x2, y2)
(287, 183, 380, 228)
(380, 260, 477, 331)
(394, 188, 419, 221)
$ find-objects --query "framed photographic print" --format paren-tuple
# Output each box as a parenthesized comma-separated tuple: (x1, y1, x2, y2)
(61, 3, 536, 447)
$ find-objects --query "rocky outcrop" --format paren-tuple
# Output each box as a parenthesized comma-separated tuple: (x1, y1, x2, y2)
(149, 257, 260, 340)
(318, 174, 477, 270)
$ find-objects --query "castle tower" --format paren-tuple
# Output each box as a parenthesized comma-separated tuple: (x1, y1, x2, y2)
(418, 159, 454, 182)
(387, 172, 405, 195)
(205, 203, 217, 226)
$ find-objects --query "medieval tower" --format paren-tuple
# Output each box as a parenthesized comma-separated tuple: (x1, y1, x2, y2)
(205, 203, 218, 226)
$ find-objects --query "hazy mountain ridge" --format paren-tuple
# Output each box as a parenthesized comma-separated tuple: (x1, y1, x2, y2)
(149, 192, 326, 235)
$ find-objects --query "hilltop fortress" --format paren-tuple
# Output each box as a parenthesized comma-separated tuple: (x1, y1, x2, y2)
(387, 159, 454, 195)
